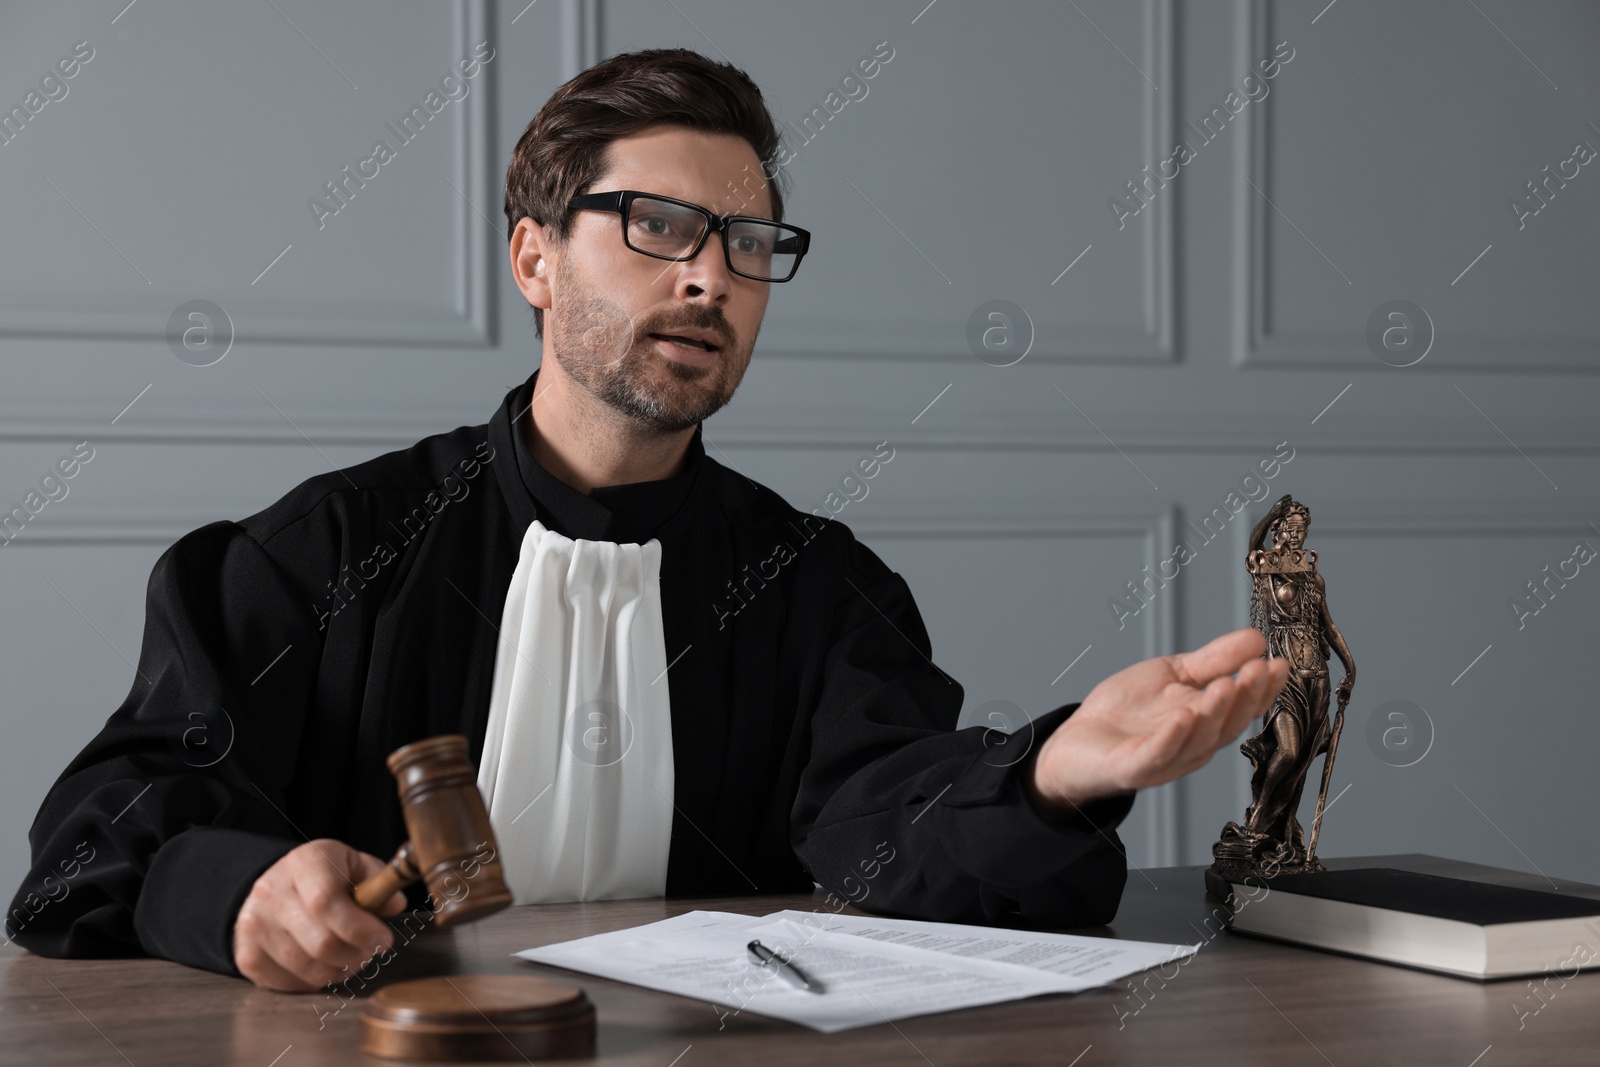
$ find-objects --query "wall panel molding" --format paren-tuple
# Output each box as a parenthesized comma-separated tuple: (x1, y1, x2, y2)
(0, 515, 203, 547)
(0, 0, 495, 349)
(567, 0, 602, 73)
(1232, 0, 1600, 372)
(8, 413, 1600, 454)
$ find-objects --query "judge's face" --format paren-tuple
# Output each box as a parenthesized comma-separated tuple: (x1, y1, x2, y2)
(522, 125, 774, 433)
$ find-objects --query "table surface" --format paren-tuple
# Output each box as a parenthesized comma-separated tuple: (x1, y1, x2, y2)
(4, 853, 1598, 1066)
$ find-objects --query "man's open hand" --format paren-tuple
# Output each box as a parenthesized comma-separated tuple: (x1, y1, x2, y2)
(233, 839, 407, 992)
(1026, 628, 1290, 816)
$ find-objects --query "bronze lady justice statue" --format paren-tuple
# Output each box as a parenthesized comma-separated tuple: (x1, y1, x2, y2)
(1211, 494, 1356, 880)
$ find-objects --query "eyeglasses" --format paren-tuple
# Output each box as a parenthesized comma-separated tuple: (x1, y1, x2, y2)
(566, 189, 811, 282)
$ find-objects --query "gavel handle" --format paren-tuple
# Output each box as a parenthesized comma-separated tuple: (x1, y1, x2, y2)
(353, 840, 419, 912)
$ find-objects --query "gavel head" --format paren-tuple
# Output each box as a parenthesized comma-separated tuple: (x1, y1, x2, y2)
(386, 735, 514, 928)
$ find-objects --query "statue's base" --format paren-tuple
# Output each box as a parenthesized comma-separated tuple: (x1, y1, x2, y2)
(1209, 821, 1323, 893)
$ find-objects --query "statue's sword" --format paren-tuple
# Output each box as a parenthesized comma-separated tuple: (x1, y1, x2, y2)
(1305, 684, 1350, 863)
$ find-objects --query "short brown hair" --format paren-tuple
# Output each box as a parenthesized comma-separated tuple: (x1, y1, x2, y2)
(503, 48, 789, 337)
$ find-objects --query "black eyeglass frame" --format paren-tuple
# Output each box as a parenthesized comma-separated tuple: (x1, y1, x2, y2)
(566, 189, 811, 282)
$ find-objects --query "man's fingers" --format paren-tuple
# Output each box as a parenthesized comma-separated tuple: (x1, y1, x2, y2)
(299, 842, 401, 952)
(1190, 673, 1240, 745)
(348, 846, 394, 884)
(300, 839, 366, 888)
(1127, 703, 1202, 785)
(278, 890, 371, 976)
(1122, 676, 1234, 788)
(233, 839, 410, 993)
(315, 891, 398, 964)
(341, 850, 409, 917)
(1214, 659, 1289, 758)
(345, 849, 409, 916)
(256, 904, 346, 989)
(1170, 628, 1267, 691)
(283, 862, 386, 976)
(1183, 673, 1258, 769)
(1206, 658, 1277, 743)
(1242, 657, 1287, 721)
(239, 941, 319, 993)
(1173, 668, 1259, 770)
(1252, 656, 1290, 712)
(1098, 645, 1292, 793)
(1144, 708, 1193, 767)
(235, 905, 309, 992)
(310, 844, 400, 927)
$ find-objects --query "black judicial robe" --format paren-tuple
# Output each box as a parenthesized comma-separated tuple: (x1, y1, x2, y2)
(6, 370, 1134, 977)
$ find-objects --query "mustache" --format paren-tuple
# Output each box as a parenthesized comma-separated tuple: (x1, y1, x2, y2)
(640, 316, 732, 349)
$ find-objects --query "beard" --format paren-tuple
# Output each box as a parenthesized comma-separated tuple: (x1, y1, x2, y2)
(548, 254, 751, 434)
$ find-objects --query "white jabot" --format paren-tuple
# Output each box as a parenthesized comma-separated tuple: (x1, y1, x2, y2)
(476, 518, 675, 903)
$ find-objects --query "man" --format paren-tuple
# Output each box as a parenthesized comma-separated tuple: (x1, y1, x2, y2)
(6, 48, 1287, 992)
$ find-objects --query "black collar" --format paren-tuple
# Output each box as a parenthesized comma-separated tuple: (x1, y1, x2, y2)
(487, 369, 705, 544)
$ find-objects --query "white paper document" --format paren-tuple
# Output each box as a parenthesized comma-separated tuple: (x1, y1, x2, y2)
(515, 909, 1197, 1033)
(765, 908, 1192, 983)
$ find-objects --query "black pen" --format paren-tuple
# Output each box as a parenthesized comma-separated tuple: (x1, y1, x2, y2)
(747, 939, 826, 994)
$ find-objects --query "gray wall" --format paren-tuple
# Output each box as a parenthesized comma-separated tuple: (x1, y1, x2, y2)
(3, 0, 1598, 905)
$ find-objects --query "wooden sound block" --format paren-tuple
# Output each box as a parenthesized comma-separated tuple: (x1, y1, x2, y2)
(360, 975, 595, 1061)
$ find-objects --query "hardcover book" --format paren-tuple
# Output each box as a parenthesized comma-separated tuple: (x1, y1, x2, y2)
(1220, 867, 1600, 980)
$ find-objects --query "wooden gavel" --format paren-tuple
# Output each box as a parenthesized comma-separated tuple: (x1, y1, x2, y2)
(350, 736, 595, 1060)
(352, 734, 514, 927)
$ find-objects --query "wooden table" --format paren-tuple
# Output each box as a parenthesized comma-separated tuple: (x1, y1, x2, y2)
(4, 854, 1597, 1065)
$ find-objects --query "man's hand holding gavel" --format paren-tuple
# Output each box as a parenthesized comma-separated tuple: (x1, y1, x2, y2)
(233, 839, 407, 993)
(233, 735, 512, 991)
